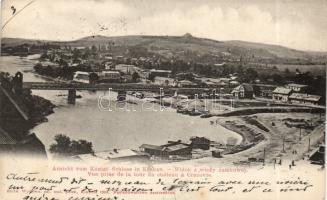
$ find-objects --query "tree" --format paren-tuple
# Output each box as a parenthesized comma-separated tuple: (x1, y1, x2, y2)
(49, 134, 94, 157)
(132, 72, 140, 82)
(295, 68, 301, 74)
(148, 73, 156, 82)
(237, 65, 244, 75)
(272, 73, 284, 84)
(243, 68, 258, 82)
(49, 134, 71, 156)
(89, 72, 99, 84)
(91, 45, 98, 53)
(70, 140, 94, 155)
(72, 48, 81, 60)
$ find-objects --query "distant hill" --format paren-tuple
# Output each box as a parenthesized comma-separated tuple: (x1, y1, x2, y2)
(1, 38, 57, 46)
(2, 34, 327, 63)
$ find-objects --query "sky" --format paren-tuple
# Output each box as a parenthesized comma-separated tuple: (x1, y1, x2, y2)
(1, 0, 327, 51)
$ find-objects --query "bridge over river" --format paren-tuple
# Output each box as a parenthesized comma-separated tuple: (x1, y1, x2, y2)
(23, 82, 219, 104)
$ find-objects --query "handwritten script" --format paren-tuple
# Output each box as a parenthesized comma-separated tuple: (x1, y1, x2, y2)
(3, 165, 314, 200)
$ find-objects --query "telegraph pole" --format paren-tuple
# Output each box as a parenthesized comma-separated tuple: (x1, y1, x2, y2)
(263, 148, 266, 166)
(299, 127, 302, 141)
(308, 137, 311, 152)
(282, 137, 285, 153)
(219, 87, 222, 111)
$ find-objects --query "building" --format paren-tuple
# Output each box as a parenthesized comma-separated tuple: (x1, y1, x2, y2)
(177, 80, 197, 87)
(309, 145, 325, 165)
(139, 144, 164, 156)
(121, 74, 133, 83)
(115, 55, 124, 62)
(115, 64, 136, 75)
(229, 80, 240, 86)
(73, 71, 90, 83)
(258, 90, 273, 98)
(197, 78, 224, 87)
(252, 85, 276, 99)
(149, 69, 172, 78)
(104, 61, 114, 70)
(286, 84, 308, 93)
(139, 141, 192, 157)
(212, 150, 222, 158)
(202, 80, 218, 87)
(72, 149, 149, 163)
(231, 84, 254, 99)
(214, 62, 226, 67)
(175, 72, 195, 81)
(272, 87, 292, 102)
(289, 93, 322, 105)
(72, 153, 110, 165)
(98, 71, 121, 83)
(219, 78, 231, 84)
(95, 149, 149, 162)
(161, 143, 192, 156)
(153, 76, 177, 86)
(190, 136, 210, 150)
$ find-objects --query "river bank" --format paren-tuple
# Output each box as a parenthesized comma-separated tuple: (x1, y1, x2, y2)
(212, 112, 325, 165)
(21, 72, 304, 161)
(28, 94, 56, 125)
(0, 73, 56, 139)
(3, 55, 323, 166)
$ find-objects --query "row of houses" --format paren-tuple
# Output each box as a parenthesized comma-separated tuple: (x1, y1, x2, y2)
(153, 76, 240, 88)
(72, 137, 211, 163)
(73, 71, 122, 83)
(152, 77, 199, 87)
(272, 87, 322, 105)
(231, 83, 322, 105)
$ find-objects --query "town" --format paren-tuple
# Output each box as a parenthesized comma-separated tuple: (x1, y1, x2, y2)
(3, 37, 325, 106)
(1, 0, 327, 199)
(0, 34, 326, 168)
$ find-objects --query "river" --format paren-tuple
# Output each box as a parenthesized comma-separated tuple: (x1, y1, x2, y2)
(0, 56, 242, 152)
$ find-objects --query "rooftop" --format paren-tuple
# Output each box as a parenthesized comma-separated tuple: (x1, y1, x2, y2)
(163, 144, 190, 152)
(232, 84, 254, 92)
(273, 87, 292, 95)
(139, 144, 163, 150)
(74, 71, 89, 75)
(116, 64, 135, 67)
(95, 149, 145, 159)
(178, 80, 197, 85)
(72, 154, 109, 164)
(154, 76, 175, 81)
(289, 93, 321, 102)
(287, 83, 308, 88)
(0, 126, 16, 145)
(190, 136, 210, 141)
(149, 69, 172, 73)
(102, 71, 120, 74)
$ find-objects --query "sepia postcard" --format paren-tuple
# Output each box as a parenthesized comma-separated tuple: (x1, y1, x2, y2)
(0, 0, 326, 199)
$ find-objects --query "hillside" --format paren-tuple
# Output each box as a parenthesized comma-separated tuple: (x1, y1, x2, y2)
(2, 34, 327, 64)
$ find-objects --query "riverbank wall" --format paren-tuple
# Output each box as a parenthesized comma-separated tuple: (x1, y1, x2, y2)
(215, 106, 325, 117)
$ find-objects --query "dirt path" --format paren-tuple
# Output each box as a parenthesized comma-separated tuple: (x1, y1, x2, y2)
(205, 113, 325, 166)
(285, 123, 325, 161)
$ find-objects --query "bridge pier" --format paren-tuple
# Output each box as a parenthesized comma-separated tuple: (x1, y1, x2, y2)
(68, 89, 76, 105)
(117, 90, 127, 101)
